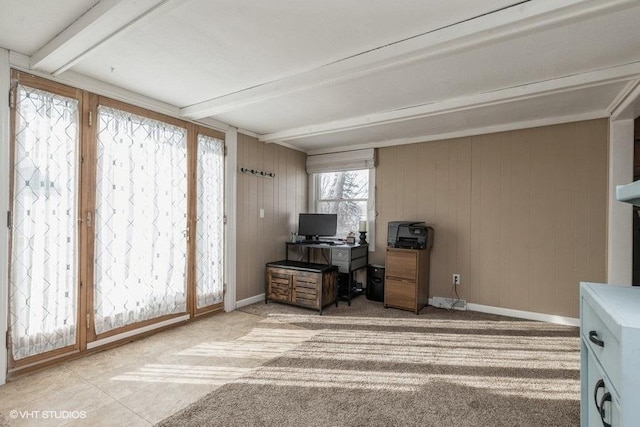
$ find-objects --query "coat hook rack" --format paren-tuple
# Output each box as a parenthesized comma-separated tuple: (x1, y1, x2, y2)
(239, 167, 275, 178)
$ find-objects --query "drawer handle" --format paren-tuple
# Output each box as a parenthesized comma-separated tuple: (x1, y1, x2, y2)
(593, 379, 605, 412)
(599, 392, 612, 427)
(589, 330, 605, 347)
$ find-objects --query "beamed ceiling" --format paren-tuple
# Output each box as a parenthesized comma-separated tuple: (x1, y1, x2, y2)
(2, 0, 640, 153)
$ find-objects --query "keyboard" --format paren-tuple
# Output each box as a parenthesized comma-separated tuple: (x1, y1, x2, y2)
(302, 240, 335, 245)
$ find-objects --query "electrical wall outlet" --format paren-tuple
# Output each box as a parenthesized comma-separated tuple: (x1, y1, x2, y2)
(259, 208, 265, 218)
(452, 273, 460, 285)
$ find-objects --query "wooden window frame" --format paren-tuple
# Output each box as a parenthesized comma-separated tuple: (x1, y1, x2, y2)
(7, 71, 85, 369)
(6, 71, 226, 375)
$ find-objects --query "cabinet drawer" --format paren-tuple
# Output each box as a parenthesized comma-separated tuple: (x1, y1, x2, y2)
(331, 247, 368, 273)
(331, 248, 350, 262)
(386, 250, 417, 280)
(385, 278, 416, 310)
(351, 245, 368, 260)
(292, 273, 319, 307)
(267, 271, 291, 301)
(582, 297, 621, 391)
(586, 349, 620, 427)
(331, 246, 367, 262)
(351, 255, 367, 272)
(333, 256, 368, 274)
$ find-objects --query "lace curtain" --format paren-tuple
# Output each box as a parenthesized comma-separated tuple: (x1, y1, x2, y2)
(196, 134, 224, 308)
(93, 106, 188, 334)
(10, 85, 79, 360)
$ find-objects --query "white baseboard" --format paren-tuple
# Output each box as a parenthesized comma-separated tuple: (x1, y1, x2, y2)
(432, 297, 467, 311)
(236, 293, 265, 309)
(233, 294, 580, 326)
(428, 299, 579, 326)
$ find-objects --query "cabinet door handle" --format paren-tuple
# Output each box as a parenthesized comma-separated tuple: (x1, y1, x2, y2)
(599, 392, 612, 427)
(589, 330, 605, 347)
(593, 379, 605, 412)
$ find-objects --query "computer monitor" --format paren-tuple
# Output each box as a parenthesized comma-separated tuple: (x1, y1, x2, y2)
(298, 213, 337, 240)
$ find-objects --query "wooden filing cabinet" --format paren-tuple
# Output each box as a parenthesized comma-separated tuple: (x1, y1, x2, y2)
(266, 260, 338, 314)
(384, 248, 430, 314)
(580, 283, 640, 426)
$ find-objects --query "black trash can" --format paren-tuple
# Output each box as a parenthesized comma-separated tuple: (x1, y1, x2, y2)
(367, 264, 385, 302)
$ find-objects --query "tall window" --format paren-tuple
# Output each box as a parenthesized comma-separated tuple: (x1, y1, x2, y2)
(307, 149, 376, 244)
(195, 133, 225, 309)
(9, 84, 79, 360)
(93, 106, 188, 334)
(315, 169, 369, 238)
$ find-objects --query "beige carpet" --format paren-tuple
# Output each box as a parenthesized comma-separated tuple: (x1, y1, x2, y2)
(157, 299, 580, 426)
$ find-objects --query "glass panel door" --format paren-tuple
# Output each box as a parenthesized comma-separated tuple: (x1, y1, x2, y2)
(9, 84, 79, 360)
(93, 106, 188, 335)
(7, 75, 227, 370)
(195, 133, 224, 309)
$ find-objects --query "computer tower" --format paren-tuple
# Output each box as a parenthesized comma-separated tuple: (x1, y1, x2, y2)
(366, 264, 385, 302)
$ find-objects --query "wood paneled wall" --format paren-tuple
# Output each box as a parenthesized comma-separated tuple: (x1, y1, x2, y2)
(236, 134, 307, 301)
(373, 120, 608, 318)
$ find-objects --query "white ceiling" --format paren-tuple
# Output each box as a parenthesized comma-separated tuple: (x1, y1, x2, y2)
(2, 0, 640, 153)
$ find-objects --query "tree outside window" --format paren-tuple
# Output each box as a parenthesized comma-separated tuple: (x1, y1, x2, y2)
(316, 169, 369, 238)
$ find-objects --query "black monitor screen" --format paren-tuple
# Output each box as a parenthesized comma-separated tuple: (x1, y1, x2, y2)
(298, 213, 337, 238)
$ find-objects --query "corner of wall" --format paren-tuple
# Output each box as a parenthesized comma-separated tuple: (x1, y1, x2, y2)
(235, 137, 308, 301)
(224, 128, 238, 312)
(608, 118, 634, 285)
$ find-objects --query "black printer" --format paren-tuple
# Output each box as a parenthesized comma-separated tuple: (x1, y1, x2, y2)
(387, 221, 434, 250)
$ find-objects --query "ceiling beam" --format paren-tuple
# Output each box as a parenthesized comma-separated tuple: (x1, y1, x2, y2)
(305, 111, 609, 156)
(181, 0, 639, 120)
(259, 62, 640, 144)
(609, 80, 640, 120)
(30, 0, 179, 75)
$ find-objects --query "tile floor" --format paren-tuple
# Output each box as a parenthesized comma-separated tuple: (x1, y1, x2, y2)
(0, 308, 308, 426)
(0, 298, 560, 426)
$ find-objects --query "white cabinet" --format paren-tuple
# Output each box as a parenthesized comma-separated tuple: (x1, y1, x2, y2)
(580, 283, 640, 426)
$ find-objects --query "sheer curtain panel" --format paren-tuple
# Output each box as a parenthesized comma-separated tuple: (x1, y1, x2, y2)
(195, 134, 224, 309)
(9, 85, 79, 360)
(93, 106, 188, 334)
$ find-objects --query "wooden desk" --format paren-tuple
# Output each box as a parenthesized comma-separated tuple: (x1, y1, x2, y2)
(285, 242, 368, 305)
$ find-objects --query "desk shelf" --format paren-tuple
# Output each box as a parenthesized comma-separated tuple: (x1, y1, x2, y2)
(284, 242, 368, 306)
(337, 273, 365, 303)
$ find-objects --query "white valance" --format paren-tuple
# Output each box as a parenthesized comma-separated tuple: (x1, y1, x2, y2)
(306, 148, 377, 174)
